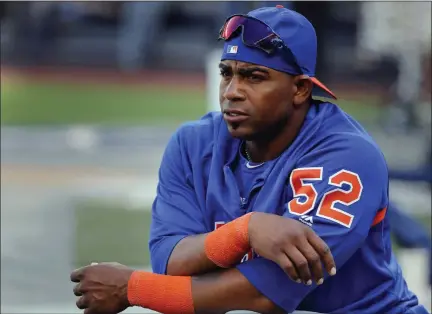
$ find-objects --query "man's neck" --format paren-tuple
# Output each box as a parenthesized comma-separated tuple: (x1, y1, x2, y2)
(245, 105, 310, 163)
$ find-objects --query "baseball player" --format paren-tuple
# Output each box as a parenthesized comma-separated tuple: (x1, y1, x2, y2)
(70, 6, 428, 314)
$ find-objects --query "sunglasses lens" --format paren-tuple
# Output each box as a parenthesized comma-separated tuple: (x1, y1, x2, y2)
(221, 16, 274, 47)
(221, 16, 246, 39)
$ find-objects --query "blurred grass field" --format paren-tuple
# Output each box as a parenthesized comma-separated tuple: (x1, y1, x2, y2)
(1, 77, 383, 126)
(1, 80, 207, 126)
(74, 201, 152, 268)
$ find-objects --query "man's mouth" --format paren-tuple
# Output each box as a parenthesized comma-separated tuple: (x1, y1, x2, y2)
(225, 112, 241, 117)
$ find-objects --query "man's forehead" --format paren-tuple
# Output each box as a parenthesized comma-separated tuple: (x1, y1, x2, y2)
(220, 60, 270, 70)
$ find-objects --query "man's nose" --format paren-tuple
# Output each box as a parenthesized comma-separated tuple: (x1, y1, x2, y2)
(222, 77, 246, 102)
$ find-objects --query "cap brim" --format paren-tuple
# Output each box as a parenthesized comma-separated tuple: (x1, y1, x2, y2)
(310, 77, 337, 100)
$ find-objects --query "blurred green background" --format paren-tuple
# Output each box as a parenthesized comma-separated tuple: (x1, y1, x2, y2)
(1, 79, 206, 126)
(1, 78, 382, 126)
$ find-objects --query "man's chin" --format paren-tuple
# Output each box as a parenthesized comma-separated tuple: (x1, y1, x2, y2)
(226, 124, 255, 141)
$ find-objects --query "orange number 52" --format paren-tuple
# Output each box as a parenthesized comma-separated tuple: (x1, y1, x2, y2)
(288, 167, 363, 228)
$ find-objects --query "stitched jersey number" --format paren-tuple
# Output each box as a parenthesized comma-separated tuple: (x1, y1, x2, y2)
(288, 167, 363, 228)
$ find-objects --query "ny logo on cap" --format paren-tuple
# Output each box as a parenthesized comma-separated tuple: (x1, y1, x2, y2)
(227, 45, 238, 54)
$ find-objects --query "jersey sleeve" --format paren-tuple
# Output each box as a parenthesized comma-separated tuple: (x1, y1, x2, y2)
(237, 137, 389, 312)
(149, 128, 207, 275)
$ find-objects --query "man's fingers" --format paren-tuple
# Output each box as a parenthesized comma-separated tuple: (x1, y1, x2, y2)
(298, 242, 324, 285)
(286, 248, 312, 285)
(73, 283, 84, 296)
(276, 252, 301, 283)
(308, 233, 337, 276)
(70, 266, 86, 283)
(76, 295, 89, 310)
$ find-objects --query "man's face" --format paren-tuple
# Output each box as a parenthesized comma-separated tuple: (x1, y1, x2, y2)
(219, 60, 305, 140)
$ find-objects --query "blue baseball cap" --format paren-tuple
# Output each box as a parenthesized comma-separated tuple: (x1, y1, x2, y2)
(220, 5, 336, 99)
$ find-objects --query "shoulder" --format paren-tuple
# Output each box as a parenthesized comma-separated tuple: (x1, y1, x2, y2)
(316, 101, 385, 158)
(167, 111, 226, 160)
(176, 111, 224, 142)
(301, 102, 388, 179)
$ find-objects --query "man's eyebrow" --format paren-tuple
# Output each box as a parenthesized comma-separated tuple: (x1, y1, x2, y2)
(238, 67, 270, 75)
(218, 63, 270, 75)
(219, 63, 230, 70)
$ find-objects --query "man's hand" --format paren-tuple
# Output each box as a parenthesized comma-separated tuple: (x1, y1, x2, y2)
(70, 262, 134, 314)
(249, 213, 336, 285)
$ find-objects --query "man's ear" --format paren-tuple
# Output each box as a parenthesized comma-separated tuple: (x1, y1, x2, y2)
(293, 75, 313, 107)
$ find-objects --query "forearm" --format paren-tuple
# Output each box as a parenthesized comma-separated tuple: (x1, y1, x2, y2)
(167, 234, 219, 276)
(127, 268, 284, 314)
(166, 213, 253, 276)
(192, 268, 284, 314)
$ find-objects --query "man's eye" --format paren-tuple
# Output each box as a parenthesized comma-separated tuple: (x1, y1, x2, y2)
(220, 70, 231, 77)
(249, 75, 264, 82)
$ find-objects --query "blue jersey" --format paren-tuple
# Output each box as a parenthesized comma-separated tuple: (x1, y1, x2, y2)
(149, 100, 427, 313)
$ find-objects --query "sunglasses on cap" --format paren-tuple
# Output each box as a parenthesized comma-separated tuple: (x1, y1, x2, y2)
(218, 14, 303, 74)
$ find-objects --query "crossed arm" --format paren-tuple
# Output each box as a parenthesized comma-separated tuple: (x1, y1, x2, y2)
(166, 233, 285, 313)
(164, 219, 332, 313)
(145, 213, 287, 313)
(149, 192, 336, 313)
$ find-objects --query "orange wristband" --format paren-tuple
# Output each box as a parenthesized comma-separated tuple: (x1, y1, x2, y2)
(127, 271, 194, 314)
(204, 212, 253, 268)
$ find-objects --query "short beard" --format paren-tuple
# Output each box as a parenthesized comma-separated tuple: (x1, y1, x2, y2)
(244, 113, 290, 142)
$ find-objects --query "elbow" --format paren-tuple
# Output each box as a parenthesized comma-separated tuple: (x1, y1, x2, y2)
(165, 259, 189, 276)
(150, 235, 188, 275)
(165, 249, 204, 276)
